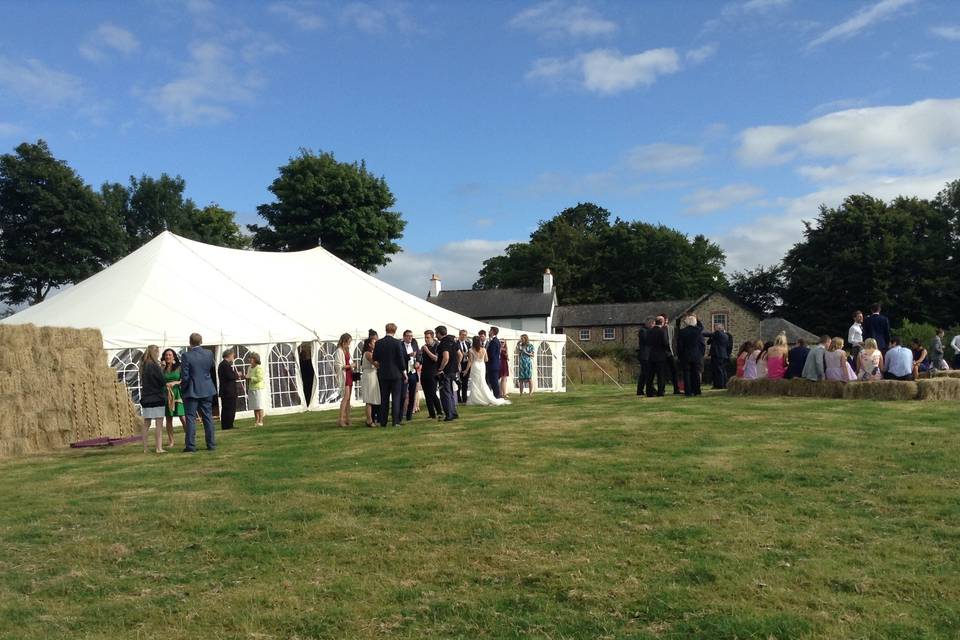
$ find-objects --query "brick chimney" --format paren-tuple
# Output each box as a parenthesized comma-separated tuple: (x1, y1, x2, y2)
(543, 268, 553, 294)
(429, 273, 442, 298)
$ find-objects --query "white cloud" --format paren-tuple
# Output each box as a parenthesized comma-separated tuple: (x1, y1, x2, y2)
(79, 23, 140, 62)
(740, 0, 791, 10)
(145, 41, 268, 125)
(931, 25, 960, 40)
(269, 1, 325, 30)
(0, 122, 23, 137)
(737, 98, 960, 178)
(376, 239, 515, 296)
(686, 44, 717, 64)
(527, 47, 681, 94)
(809, 97, 870, 115)
(508, 1, 617, 39)
(683, 184, 763, 215)
(0, 57, 84, 106)
(340, 2, 417, 34)
(627, 143, 705, 172)
(808, 0, 917, 49)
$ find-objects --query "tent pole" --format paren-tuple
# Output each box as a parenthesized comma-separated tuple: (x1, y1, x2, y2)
(565, 335, 623, 390)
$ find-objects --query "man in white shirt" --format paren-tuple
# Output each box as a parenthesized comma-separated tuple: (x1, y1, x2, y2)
(951, 332, 960, 369)
(848, 310, 863, 368)
(883, 337, 914, 381)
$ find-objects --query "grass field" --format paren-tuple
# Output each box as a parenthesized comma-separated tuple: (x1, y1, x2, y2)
(1, 385, 959, 639)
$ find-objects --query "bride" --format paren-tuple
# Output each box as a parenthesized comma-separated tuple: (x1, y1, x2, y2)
(466, 336, 511, 406)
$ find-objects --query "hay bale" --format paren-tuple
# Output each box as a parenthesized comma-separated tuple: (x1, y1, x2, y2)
(727, 377, 847, 399)
(929, 370, 960, 380)
(843, 380, 918, 401)
(918, 378, 960, 401)
(0, 323, 40, 349)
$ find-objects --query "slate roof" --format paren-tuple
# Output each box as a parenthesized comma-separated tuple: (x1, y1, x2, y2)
(762, 317, 818, 344)
(553, 300, 696, 327)
(428, 288, 555, 319)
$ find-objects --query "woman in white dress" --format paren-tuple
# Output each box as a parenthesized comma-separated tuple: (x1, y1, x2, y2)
(466, 336, 511, 406)
(360, 334, 381, 427)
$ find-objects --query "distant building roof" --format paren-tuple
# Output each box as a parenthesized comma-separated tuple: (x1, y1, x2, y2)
(553, 300, 696, 327)
(762, 317, 818, 344)
(428, 288, 555, 319)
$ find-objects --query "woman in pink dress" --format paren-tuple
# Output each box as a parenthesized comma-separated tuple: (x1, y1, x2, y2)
(764, 333, 790, 379)
(735, 342, 752, 377)
(742, 340, 763, 379)
(825, 337, 856, 381)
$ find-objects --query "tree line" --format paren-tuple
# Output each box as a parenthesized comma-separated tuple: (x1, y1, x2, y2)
(0, 141, 404, 306)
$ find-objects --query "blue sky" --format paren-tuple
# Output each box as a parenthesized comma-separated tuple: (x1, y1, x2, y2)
(1, 0, 959, 297)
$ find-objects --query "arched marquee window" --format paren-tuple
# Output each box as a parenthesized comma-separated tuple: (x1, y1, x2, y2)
(315, 341, 340, 405)
(353, 342, 365, 402)
(561, 344, 566, 390)
(227, 345, 251, 412)
(110, 348, 144, 410)
(537, 342, 553, 391)
(269, 343, 300, 408)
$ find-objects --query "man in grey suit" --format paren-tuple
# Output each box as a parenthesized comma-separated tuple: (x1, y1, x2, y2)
(802, 334, 831, 381)
(180, 332, 218, 452)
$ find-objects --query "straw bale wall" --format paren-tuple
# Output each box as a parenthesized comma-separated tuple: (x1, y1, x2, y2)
(0, 324, 140, 456)
(726, 376, 954, 401)
(917, 378, 960, 401)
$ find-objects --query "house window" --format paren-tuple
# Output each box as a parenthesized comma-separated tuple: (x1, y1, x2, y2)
(711, 313, 728, 329)
(603, 327, 616, 341)
(579, 329, 591, 341)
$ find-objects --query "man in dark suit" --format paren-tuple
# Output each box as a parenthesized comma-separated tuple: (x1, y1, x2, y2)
(457, 329, 471, 403)
(785, 339, 809, 379)
(485, 326, 502, 399)
(636, 318, 653, 396)
(436, 325, 460, 422)
(706, 323, 730, 389)
(662, 314, 682, 394)
(180, 332, 218, 452)
(862, 302, 892, 352)
(645, 317, 669, 397)
(218, 348, 241, 430)
(373, 323, 407, 427)
(677, 316, 704, 396)
(420, 330, 442, 419)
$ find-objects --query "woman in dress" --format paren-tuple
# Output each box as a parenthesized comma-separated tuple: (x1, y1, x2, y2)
(247, 352, 266, 426)
(857, 338, 884, 381)
(911, 338, 929, 379)
(764, 333, 789, 380)
(466, 336, 511, 406)
(516, 334, 535, 394)
(735, 342, 752, 378)
(741, 340, 763, 380)
(139, 345, 167, 454)
(161, 348, 184, 448)
(361, 334, 381, 427)
(334, 333, 353, 427)
(825, 337, 856, 381)
(756, 341, 773, 378)
(499, 339, 510, 399)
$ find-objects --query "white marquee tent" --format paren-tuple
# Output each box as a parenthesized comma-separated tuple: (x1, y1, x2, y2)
(2, 232, 566, 416)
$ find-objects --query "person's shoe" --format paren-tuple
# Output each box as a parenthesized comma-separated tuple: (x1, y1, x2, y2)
(182, 448, 196, 453)
(206, 447, 216, 451)
(443, 417, 455, 422)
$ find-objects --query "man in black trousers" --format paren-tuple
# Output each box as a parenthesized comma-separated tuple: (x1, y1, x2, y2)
(645, 317, 669, 397)
(677, 315, 704, 396)
(420, 329, 443, 419)
(706, 323, 730, 389)
(662, 313, 682, 394)
(456, 329, 471, 403)
(373, 323, 407, 427)
(218, 348, 240, 430)
(636, 318, 653, 396)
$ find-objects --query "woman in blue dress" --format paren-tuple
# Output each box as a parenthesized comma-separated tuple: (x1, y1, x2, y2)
(517, 334, 535, 395)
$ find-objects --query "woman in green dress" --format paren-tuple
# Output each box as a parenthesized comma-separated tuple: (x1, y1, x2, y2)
(161, 348, 185, 448)
(517, 334, 536, 395)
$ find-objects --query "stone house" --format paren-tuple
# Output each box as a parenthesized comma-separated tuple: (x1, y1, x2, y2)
(552, 291, 762, 351)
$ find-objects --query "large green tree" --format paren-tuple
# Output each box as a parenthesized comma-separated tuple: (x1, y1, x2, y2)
(248, 149, 405, 272)
(729, 264, 785, 317)
(0, 140, 126, 305)
(101, 174, 248, 250)
(780, 193, 956, 336)
(474, 202, 727, 304)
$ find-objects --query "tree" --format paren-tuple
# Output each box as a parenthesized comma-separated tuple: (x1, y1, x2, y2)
(780, 193, 955, 336)
(101, 174, 248, 251)
(0, 140, 126, 305)
(729, 265, 785, 317)
(248, 150, 405, 272)
(474, 202, 727, 304)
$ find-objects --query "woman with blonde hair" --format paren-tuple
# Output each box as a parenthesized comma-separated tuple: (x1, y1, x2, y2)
(764, 332, 790, 379)
(516, 334, 535, 394)
(857, 338, 884, 381)
(825, 337, 856, 381)
(334, 333, 354, 427)
(247, 352, 266, 426)
(139, 345, 167, 453)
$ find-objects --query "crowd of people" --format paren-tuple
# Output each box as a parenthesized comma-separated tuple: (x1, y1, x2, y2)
(635, 303, 957, 398)
(737, 304, 954, 383)
(137, 326, 535, 453)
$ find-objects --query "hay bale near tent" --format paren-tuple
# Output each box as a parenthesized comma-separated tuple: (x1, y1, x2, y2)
(917, 378, 960, 401)
(0, 324, 139, 457)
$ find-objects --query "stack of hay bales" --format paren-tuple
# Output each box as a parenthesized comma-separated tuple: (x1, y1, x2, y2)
(917, 378, 960, 400)
(842, 380, 919, 401)
(728, 377, 921, 400)
(0, 324, 140, 456)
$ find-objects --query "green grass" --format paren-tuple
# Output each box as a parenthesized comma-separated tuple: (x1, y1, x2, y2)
(1, 386, 959, 639)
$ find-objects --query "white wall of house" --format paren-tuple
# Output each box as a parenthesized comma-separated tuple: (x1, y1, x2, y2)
(480, 316, 550, 333)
